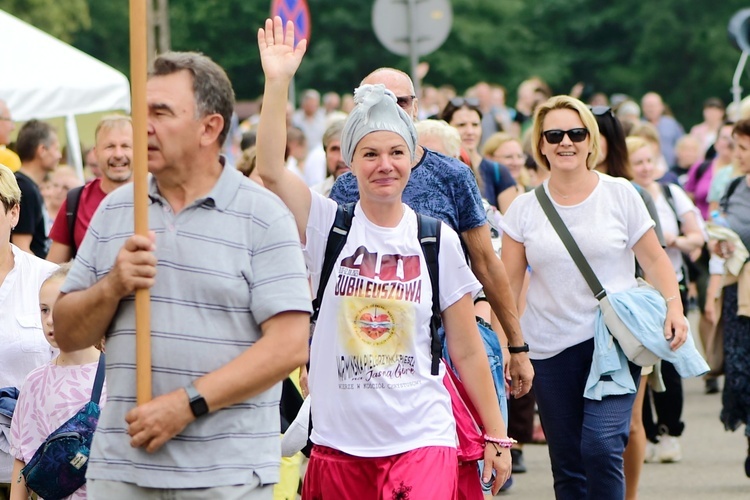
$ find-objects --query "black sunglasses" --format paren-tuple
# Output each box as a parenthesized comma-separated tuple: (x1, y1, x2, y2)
(449, 97, 480, 108)
(396, 95, 416, 109)
(589, 105, 613, 117)
(542, 128, 589, 144)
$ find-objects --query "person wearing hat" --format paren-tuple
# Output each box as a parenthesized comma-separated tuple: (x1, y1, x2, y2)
(256, 17, 511, 497)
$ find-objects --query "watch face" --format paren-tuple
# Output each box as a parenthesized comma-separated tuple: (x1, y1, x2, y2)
(190, 396, 209, 417)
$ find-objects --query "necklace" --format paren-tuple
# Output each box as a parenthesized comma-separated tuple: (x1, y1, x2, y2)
(548, 185, 571, 199)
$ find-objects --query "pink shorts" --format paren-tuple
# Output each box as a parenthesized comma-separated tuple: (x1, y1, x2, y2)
(302, 445, 458, 500)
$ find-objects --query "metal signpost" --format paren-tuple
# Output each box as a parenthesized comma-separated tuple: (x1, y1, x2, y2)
(372, 0, 453, 98)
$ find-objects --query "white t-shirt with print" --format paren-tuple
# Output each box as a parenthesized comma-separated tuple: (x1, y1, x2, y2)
(500, 172, 654, 360)
(305, 193, 481, 457)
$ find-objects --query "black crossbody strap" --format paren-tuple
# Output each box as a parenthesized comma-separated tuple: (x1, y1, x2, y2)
(90, 353, 106, 405)
(417, 213, 442, 376)
(534, 185, 606, 299)
(311, 203, 356, 322)
(66, 186, 84, 257)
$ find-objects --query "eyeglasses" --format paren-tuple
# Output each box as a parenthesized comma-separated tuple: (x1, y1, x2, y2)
(589, 106, 613, 117)
(542, 128, 589, 144)
(449, 97, 480, 108)
(396, 95, 416, 109)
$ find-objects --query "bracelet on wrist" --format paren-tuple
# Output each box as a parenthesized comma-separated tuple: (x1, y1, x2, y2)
(483, 435, 517, 448)
(664, 295, 678, 303)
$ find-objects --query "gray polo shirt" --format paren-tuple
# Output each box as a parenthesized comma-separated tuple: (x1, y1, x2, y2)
(62, 164, 311, 488)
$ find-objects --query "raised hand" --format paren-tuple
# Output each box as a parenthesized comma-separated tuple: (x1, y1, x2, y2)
(258, 16, 307, 81)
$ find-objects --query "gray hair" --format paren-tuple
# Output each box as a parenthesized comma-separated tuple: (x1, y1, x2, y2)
(151, 51, 235, 145)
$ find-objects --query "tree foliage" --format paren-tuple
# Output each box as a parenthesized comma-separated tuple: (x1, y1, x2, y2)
(3, 0, 749, 125)
(0, 0, 90, 42)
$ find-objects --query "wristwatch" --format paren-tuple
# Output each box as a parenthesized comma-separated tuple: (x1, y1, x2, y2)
(184, 382, 209, 418)
(507, 343, 530, 354)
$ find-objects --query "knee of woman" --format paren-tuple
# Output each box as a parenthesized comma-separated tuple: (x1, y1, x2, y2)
(629, 417, 643, 435)
(581, 434, 628, 465)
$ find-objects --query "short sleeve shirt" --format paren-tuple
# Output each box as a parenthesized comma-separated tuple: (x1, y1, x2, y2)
(305, 193, 481, 456)
(500, 173, 654, 359)
(48, 178, 108, 250)
(60, 165, 312, 488)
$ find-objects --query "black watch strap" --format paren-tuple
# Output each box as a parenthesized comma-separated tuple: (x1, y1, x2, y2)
(185, 382, 209, 418)
(507, 343, 530, 354)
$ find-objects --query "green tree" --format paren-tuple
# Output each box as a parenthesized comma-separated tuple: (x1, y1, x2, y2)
(0, 0, 90, 43)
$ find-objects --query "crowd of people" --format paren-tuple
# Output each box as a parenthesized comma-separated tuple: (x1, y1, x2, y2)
(0, 14, 749, 500)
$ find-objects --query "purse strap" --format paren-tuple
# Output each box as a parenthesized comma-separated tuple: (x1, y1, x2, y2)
(90, 353, 106, 406)
(534, 185, 607, 300)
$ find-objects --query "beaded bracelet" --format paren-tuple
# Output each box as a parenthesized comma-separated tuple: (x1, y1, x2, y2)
(483, 435, 517, 448)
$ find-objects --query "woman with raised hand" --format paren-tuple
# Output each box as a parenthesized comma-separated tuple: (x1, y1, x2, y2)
(500, 96, 687, 499)
(256, 17, 510, 498)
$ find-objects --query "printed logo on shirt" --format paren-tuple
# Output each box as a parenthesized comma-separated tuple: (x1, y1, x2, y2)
(333, 246, 424, 390)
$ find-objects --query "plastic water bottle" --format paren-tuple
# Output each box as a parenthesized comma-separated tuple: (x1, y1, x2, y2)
(710, 210, 730, 228)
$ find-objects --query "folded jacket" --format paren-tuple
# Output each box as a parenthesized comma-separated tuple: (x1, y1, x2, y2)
(586, 285, 709, 400)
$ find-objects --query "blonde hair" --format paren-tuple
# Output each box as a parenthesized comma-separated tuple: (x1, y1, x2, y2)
(44, 261, 73, 285)
(95, 114, 132, 143)
(625, 136, 652, 159)
(531, 95, 601, 170)
(415, 119, 461, 158)
(236, 146, 257, 178)
(482, 132, 531, 188)
(628, 121, 661, 150)
(0, 164, 21, 212)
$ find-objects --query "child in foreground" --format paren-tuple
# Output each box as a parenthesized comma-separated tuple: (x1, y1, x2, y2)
(9, 263, 106, 500)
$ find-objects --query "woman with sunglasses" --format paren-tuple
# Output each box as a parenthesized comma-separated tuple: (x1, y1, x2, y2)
(500, 95, 687, 499)
(440, 99, 518, 213)
(256, 18, 511, 497)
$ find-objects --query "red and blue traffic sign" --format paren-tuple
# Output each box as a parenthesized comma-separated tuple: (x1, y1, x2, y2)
(271, 0, 311, 45)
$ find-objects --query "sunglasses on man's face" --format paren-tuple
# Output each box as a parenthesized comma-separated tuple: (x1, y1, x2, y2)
(542, 128, 589, 144)
(396, 95, 416, 109)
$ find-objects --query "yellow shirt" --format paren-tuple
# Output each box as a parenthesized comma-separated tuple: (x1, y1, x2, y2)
(0, 146, 21, 172)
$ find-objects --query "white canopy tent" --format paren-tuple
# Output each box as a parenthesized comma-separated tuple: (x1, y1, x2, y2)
(0, 9, 130, 177)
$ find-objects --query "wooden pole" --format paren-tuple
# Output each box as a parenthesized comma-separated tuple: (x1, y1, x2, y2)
(130, 0, 152, 405)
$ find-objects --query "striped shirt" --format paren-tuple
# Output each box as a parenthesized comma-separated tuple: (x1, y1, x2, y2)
(61, 164, 312, 488)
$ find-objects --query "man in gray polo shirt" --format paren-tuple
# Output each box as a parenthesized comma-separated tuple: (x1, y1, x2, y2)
(54, 52, 311, 498)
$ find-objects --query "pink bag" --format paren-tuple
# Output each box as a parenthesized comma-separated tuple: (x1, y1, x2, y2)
(443, 360, 484, 461)
(443, 361, 486, 500)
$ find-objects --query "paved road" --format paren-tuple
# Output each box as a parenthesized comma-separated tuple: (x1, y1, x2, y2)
(504, 315, 750, 499)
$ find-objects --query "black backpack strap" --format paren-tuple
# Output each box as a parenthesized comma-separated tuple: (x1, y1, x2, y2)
(311, 202, 356, 322)
(417, 213, 442, 376)
(696, 159, 713, 181)
(65, 185, 84, 258)
(661, 183, 682, 233)
(90, 353, 106, 406)
(720, 176, 744, 213)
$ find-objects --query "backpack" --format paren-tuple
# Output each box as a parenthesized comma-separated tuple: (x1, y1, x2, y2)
(65, 185, 85, 258)
(720, 176, 745, 213)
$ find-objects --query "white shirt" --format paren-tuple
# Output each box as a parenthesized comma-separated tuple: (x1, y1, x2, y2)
(305, 193, 481, 457)
(0, 244, 57, 481)
(501, 173, 654, 359)
(653, 184, 701, 281)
